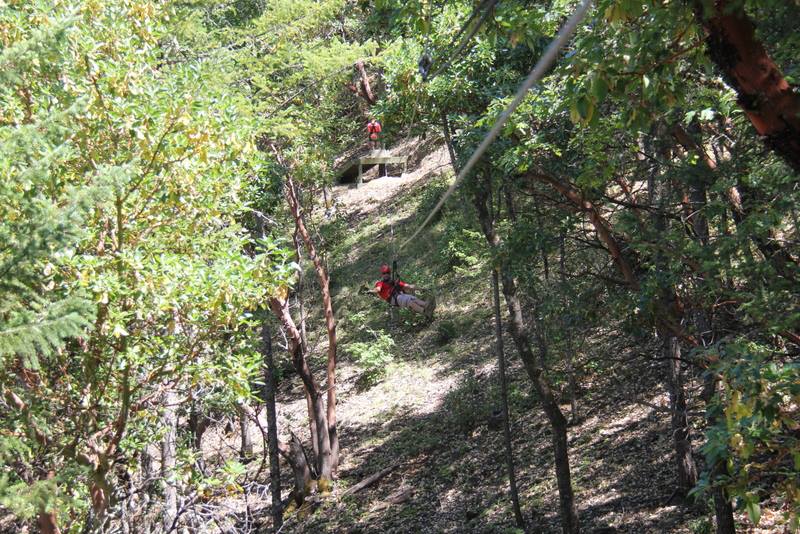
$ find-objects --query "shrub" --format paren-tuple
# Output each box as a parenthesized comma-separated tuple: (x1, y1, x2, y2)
(346, 330, 395, 382)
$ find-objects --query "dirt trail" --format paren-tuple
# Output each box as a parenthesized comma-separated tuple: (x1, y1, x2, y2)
(332, 139, 451, 219)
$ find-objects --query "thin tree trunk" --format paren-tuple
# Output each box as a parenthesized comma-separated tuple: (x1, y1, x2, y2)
(713, 479, 736, 534)
(260, 318, 283, 531)
(704, 379, 736, 534)
(285, 177, 339, 479)
(304, 390, 319, 464)
(38, 511, 60, 534)
(161, 388, 179, 532)
(697, 0, 800, 172)
(559, 234, 578, 422)
(279, 434, 312, 506)
(648, 140, 700, 497)
(441, 108, 459, 174)
(269, 296, 333, 481)
(492, 269, 526, 529)
(474, 180, 579, 534)
(188, 402, 210, 455)
(666, 336, 698, 495)
(238, 404, 254, 460)
(140, 446, 156, 493)
(355, 60, 376, 104)
(674, 123, 797, 281)
(522, 171, 639, 289)
(38, 471, 61, 534)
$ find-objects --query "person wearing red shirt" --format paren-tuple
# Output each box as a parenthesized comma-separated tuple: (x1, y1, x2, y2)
(366, 118, 382, 150)
(368, 264, 434, 319)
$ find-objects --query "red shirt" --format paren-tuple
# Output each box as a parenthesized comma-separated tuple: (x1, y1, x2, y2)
(375, 279, 406, 301)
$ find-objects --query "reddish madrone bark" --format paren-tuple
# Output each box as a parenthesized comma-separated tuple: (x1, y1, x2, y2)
(699, 0, 800, 172)
(347, 60, 376, 104)
(284, 177, 340, 473)
(268, 296, 333, 481)
(355, 60, 376, 104)
(523, 171, 639, 288)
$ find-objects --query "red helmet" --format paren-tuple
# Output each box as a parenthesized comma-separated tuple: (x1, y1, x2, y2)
(380, 264, 391, 274)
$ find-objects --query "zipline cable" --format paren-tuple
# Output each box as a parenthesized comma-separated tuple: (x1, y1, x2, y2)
(400, 0, 593, 250)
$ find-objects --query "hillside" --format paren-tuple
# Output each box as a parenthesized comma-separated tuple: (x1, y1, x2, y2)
(193, 139, 775, 533)
(3, 2, 798, 533)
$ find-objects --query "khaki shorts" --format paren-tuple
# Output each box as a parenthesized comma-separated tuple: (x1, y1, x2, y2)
(393, 293, 417, 308)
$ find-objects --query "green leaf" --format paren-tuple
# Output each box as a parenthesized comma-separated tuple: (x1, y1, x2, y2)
(592, 76, 608, 104)
(745, 499, 761, 525)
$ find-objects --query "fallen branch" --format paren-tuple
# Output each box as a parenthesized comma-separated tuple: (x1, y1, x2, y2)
(341, 464, 398, 497)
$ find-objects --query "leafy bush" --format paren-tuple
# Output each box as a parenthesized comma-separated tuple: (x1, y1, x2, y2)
(414, 176, 451, 226)
(345, 330, 395, 382)
(694, 341, 800, 530)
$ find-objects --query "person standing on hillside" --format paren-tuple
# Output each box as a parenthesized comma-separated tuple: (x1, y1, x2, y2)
(367, 118, 382, 151)
(366, 264, 435, 319)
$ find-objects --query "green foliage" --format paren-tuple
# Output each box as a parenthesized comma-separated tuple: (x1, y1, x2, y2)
(345, 329, 395, 382)
(696, 341, 800, 529)
(0, 0, 296, 526)
(376, 0, 799, 529)
(2, 0, 798, 529)
(688, 517, 713, 534)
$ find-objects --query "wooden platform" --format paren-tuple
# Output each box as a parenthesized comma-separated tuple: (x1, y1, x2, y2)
(336, 151, 407, 186)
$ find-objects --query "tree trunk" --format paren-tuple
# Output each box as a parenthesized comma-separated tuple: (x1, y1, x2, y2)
(665, 336, 698, 495)
(705, 379, 736, 534)
(37, 471, 61, 534)
(140, 446, 156, 493)
(492, 269, 526, 529)
(285, 177, 339, 478)
(500, 265, 579, 534)
(260, 318, 283, 531)
(522, 171, 639, 289)
(697, 0, 800, 173)
(269, 296, 333, 482)
(473, 179, 579, 534)
(238, 404, 254, 461)
(647, 142, 700, 497)
(304, 390, 320, 463)
(38, 511, 60, 534)
(161, 388, 179, 532)
(441, 108, 460, 174)
(713, 481, 736, 534)
(279, 434, 312, 506)
(355, 60, 376, 104)
(559, 235, 579, 422)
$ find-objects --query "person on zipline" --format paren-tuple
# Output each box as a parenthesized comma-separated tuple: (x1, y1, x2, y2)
(368, 264, 435, 319)
(367, 118, 382, 151)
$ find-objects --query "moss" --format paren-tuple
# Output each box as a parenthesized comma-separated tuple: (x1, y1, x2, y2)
(317, 477, 333, 495)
